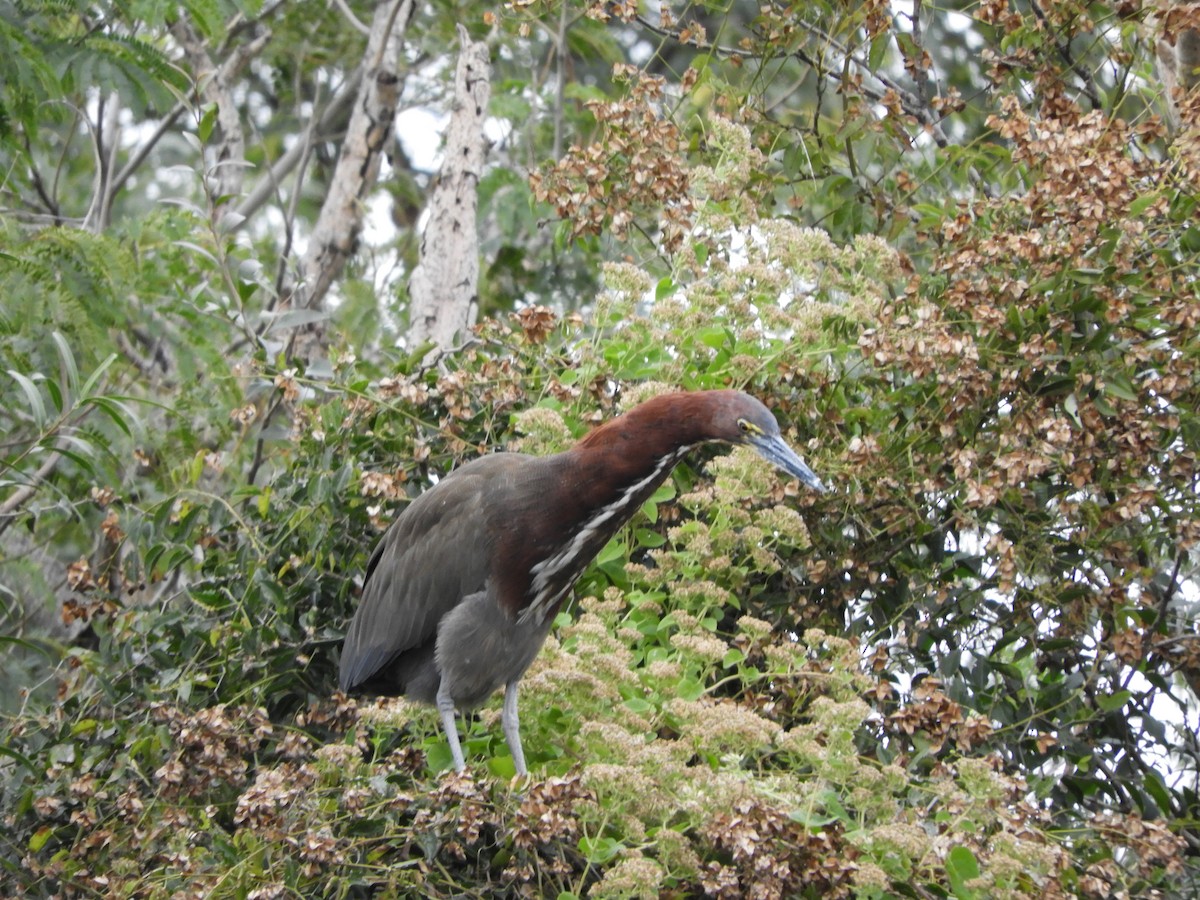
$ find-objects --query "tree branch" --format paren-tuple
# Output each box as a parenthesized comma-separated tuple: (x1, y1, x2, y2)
(0, 444, 66, 538)
(232, 70, 363, 224)
(634, 14, 951, 148)
(170, 16, 272, 218)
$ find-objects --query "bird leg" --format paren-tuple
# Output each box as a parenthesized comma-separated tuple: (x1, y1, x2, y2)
(501, 680, 528, 776)
(435, 679, 467, 772)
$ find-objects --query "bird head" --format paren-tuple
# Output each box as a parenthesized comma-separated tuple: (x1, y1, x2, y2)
(721, 392, 827, 493)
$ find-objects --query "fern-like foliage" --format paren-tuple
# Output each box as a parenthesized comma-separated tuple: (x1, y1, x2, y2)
(0, 223, 135, 372)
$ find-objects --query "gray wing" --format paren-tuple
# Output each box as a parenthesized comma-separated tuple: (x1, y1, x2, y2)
(338, 454, 524, 691)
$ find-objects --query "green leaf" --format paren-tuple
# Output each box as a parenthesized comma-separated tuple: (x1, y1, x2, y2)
(1068, 267, 1105, 284)
(0, 635, 54, 658)
(595, 537, 625, 565)
(788, 808, 837, 828)
(1143, 770, 1172, 816)
(424, 740, 455, 773)
(649, 482, 676, 503)
(1094, 393, 1116, 417)
(868, 32, 890, 70)
(8, 370, 47, 428)
(641, 497, 658, 523)
(676, 677, 704, 701)
(0, 742, 36, 771)
(51, 331, 79, 404)
(28, 826, 53, 852)
(188, 451, 206, 484)
(579, 835, 624, 864)
(1182, 226, 1200, 254)
(86, 396, 139, 437)
(634, 528, 665, 548)
(1102, 374, 1138, 402)
(79, 353, 118, 399)
(697, 326, 728, 350)
(1128, 191, 1161, 217)
(815, 789, 850, 824)
(487, 754, 518, 778)
(197, 102, 218, 142)
(1096, 690, 1131, 713)
(946, 845, 981, 899)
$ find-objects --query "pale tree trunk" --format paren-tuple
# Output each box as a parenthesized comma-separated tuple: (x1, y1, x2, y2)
(293, 0, 413, 317)
(406, 25, 491, 354)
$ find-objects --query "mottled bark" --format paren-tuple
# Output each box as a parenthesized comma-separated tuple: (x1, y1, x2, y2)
(293, 0, 412, 314)
(406, 25, 491, 353)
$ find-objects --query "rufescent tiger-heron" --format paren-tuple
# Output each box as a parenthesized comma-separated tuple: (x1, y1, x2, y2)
(338, 390, 826, 775)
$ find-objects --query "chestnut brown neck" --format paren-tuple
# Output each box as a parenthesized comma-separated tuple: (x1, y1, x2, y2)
(501, 392, 742, 623)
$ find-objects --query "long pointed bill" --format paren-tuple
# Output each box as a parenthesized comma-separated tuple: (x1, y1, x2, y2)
(751, 433, 827, 493)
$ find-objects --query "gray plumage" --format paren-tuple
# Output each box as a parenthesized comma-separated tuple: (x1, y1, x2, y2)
(338, 391, 826, 775)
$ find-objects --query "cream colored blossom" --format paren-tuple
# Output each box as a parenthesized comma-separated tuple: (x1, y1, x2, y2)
(591, 855, 666, 899)
(511, 406, 572, 455)
(670, 631, 729, 664)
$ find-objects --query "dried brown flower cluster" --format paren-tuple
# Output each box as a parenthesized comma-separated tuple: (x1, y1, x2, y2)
(153, 703, 274, 799)
(702, 796, 855, 899)
(513, 304, 557, 344)
(530, 65, 692, 251)
(504, 774, 595, 881)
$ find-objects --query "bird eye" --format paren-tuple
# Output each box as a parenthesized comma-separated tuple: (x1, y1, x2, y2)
(737, 419, 751, 433)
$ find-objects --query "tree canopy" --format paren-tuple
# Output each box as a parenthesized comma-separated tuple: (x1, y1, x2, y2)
(1, 0, 1198, 896)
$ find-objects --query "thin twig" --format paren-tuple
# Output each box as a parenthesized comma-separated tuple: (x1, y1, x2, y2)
(271, 91, 319, 307)
(0, 430, 83, 538)
(633, 14, 950, 147)
(1028, 0, 1103, 110)
(110, 102, 189, 198)
(332, 0, 371, 36)
(232, 70, 362, 223)
(554, 0, 568, 159)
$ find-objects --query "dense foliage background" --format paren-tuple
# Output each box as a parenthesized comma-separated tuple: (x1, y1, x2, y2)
(2, 0, 1198, 896)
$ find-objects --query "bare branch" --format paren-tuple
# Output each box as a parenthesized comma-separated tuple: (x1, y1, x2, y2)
(113, 10, 276, 201)
(0, 445, 65, 538)
(83, 92, 121, 233)
(170, 16, 272, 217)
(331, 0, 372, 37)
(1027, 0, 1103, 110)
(233, 71, 362, 223)
(110, 102, 189, 198)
